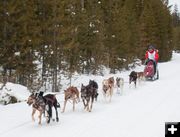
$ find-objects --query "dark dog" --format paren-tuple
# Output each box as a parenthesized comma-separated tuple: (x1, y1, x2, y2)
(129, 71, 137, 88)
(89, 80, 99, 101)
(80, 82, 96, 112)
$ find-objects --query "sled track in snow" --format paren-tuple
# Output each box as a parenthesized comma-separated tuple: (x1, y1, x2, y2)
(0, 120, 31, 136)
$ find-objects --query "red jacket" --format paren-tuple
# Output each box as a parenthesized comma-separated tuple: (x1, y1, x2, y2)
(145, 49, 159, 62)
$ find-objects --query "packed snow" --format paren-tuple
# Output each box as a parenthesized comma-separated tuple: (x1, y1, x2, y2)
(0, 52, 180, 137)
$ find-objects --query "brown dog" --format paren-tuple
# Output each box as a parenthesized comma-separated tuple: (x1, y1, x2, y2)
(102, 77, 114, 102)
(137, 71, 145, 83)
(62, 86, 80, 113)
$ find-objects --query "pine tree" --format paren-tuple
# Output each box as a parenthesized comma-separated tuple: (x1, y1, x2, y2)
(77, 0, 105, 74)
(172, 4, 180, 27)
(172, 4, 180, 51)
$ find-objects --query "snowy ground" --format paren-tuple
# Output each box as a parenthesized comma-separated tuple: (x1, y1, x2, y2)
(0, 53, 180, 137)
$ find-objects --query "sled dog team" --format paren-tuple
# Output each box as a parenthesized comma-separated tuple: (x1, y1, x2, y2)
(27, 71, 145, 125)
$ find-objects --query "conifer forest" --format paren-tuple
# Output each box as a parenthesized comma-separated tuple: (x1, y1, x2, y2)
(0, 0, 180, 92)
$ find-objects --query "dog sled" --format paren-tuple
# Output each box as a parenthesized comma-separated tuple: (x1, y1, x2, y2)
(144, 59, 159, 81)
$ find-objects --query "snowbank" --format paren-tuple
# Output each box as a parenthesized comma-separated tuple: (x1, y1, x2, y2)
(0, 82, 30, 105)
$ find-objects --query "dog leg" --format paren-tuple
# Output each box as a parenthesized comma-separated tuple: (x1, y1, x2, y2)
(109, 92, 112, 102)
(103, 92, 107, 102)
(76, 92, 80, 102)
(46, 111, 49, 123)
(32, 108, 36, 122)
(120, 81, 124, 95)
(110, 88, 113, 102)
(116, 87, 120, 94)
(73, 98, 75, 112)
(120, 86, 123, 95)
(86, 104, 89, 111)
(82, 99, 86, 110)
(89, 97, 94, 112)
(38, 111, 42, 125)
(54, 106, 59, 122)
(62, 100, 67, 113)
(86, 99, 90, 111)
(108, 89, 112, 102)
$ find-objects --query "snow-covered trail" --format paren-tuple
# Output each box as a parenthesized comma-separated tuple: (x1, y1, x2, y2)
(0, 53, 180, 137)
